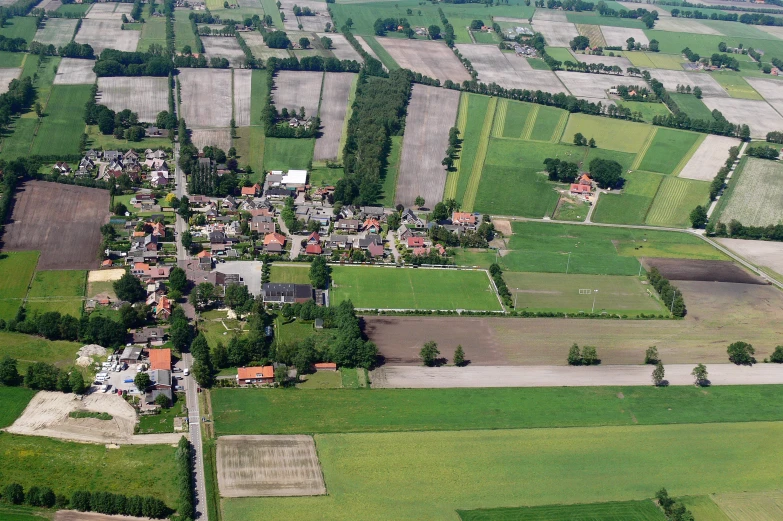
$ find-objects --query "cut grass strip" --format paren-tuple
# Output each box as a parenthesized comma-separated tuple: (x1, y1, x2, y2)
(632, 126, 657, 170)
(445, 92, 470, 199)
(521, 104, 539, 140)
(462, 97, 497, 212)
(671, 133, 705, 177)
(491, 97, 507, 138)
(551, 111, 569, 143)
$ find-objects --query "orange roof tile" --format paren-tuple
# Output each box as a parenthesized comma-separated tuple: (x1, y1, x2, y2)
(148, 349, 171, 371)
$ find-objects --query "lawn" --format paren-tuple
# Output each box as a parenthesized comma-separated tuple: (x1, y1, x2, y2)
(137, 399, 185, 434)
(562, 113, 653, 153)
(0, 16, 38, 41)
(379, 135, 402, 206)
(235, 126, 265, 181)
(275, 316, 322, 345)
(503, 272, 665, 315)
(637, 128, 702, 175)
(0, 331, 82, 370)
(458, 500, 666, 521)
(591, 171, 662, 225)
(310, 166, 344, 187)
(25, 299, 84, 319)
(0, 434, 180, 508)
(584, 146, 636, 171)
(27, 270, 86, 298)
(452, 248, 498, 269)
(615, 100, 671, 122)
(0, 251, 39, 321)
(298, 370, 342, 389)
(527, 105, 567, 142)
(711, 70, 763, 100)
(552, 196, 589, 221)
(669, 93, 715, 121)
(646, 176, 710, 228)
(211, 385, 783, 436)
(263, 137, 314, 170)
(0, 387, 37, 429)
(222, 421, 783, 520)
(269, 264, 311, 284)
(329, 266, 501, 310)
(30, 84, 92, 156)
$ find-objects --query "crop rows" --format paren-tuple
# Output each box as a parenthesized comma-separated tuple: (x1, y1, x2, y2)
(462, 97, 497, 212)
(491, 98, 507, 138)
(632, 127, 657, 170)
(520, 104, 539, 140)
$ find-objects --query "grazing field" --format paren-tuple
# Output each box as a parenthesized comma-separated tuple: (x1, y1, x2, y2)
(330, 266, 501, 310)
(53, 58, 96, 85)
(0, 331, 81, 370)
(211, 385, 783, 435)
(458, 500, 666, 521)
(222, 422, 783, 520)
(179, 68, 233, 128)
(269, 264, 310, 284)
(272, 70, 323, 120)
(562, 113, 652, 153)
(264, 137, 314, 170)
(3, 181, 110, 270)
(447, 93, 490, 203)
(711, 490, 783, 521)
(75, 19, 139, 53)
(503, 272, 664, 314)
(395, 84, 460, 207)
(616, 101, 670, 122)
(97, 77, 168, 123)
(33, 18, 78, 47)
(678, 134, 740, 181)
(678, 496, 733, 521)
(313, 72, 355, 161)
(717, 157, 783, 227)
(711, 71, 762, 100)
(379, 135, 402, 205)
(56, 2, 90, 15)
(0, 434, 179, 507)
(702, 97, 783, 139)
(378, 39, 470, 83)
(217, 436, 326, 497)
(0, 251, 39, 314)
(27, 270, 86, 298)
(138, 7, 168, 51)
(203, 36, 246, 67)
(592, 171, 661, 225)
(174, 8, 198, 51)
(637, 128, 702, 175)
(233, 68, 252, 126)
(0, 386, 37, 429)
(530, 20, 579, 47)
(645, 177, 710, 227)
(529, 105, 567, 141)
(0, 16, 37, 41)
(29, 84, 91, 155)
(0, 51, 23, 67)
(628, 52, 684, 70)
(669, 92, 715, 121)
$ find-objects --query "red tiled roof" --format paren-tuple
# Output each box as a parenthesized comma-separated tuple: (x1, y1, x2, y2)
(149, 349, 171, 371)
(570, 184, 592, 194)
(407, 237, 425, 247)
(264, 233, 286, 246)
(306, 244, 322, 255)
(237, 366, 275, 380)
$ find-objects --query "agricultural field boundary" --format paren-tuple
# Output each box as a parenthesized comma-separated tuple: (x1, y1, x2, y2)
(337, 74, 358, 160)
(521, 104, 539, 140)
(631, 127, 657, 170)
(550, 111, 569, 143)
(462, 97, 497, 212)
(671, 133, 706, 177)
(445, 93, 470, 199)
(491, 98, 507, 138)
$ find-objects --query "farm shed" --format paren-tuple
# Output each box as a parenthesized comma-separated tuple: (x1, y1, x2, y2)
(120, 346, 142, 363)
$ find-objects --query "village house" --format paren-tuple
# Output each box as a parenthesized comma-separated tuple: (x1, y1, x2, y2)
(362, 218, 381, 234)
(133, 328, 167, 346)
(241, 183, 262, 197)
(148, 347, 172, 370)
(401, 208, 426, 228)
(397, 224, 413, 242)
(263, 232, 287, 253)
(407, 236, 426, 249)
(336, 219, 360, 233)
(452, 212, 479, 230)
(250, 215, 275, 234)
(236, 365, 275, 385)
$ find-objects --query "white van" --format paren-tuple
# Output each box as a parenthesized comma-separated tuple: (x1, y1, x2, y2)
(183, 367, 190, 376)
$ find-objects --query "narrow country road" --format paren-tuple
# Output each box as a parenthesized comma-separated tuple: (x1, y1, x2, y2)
(182, 355, 208, 519)
(174, 142, 190, 263)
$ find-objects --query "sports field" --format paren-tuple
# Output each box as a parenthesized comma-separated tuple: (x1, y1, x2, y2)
(30, 84, 92, 156)
(458, 500, 666, 521)
(269, 264, 310, 284)
(637, 128, 702, 175)
(562, 113, 652, 153)
(503, 272, 665, 314)
(222, 421, 783, 520)
(329, 266, 501, 310)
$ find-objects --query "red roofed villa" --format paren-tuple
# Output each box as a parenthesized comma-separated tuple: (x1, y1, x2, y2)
(236, 366, 275, 385)
(407, 236, 425, 248)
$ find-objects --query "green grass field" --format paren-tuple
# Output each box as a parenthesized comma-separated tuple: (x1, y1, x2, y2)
(645, 177, 710, 228)
(0, 331, 82, 371)
(25, 299, 83, 318)
(222, 421, 783, 520)
(263, 137, 313, 171)
(503, 272, 665, 315)
(0, 505, 51, 521)
(592, 171, 662, 225)
(0, 51, 24, 67)
(0, 387, 37, 429)
(0, 252, 39, 321)
(584, 146, 636, 171)
(379, 135, 402, 205)
(275, 316, 325, 346)
(27, 270, 86, 298)
(235, 126, 265, 181)
(174, 8, 198, 52)
(562, 113, 652, 153)
(552, 196, 589, 222)
(269, 264, 311, 284)
(458, 500, 666, 521)
(637, 128, 702, 175)
(500, 99, 533, 139)
(678, 496, 732, 521)
(361, 35, 400, 70)
(452, 249, 497, 269)
(615, 100, 671, 122)
(645, 30, 783, 62)
(568, 12, 645, 28)
(138, 3, 168, 51)
(0, 16, 38, 41)
(0, 434, 180, 508)
(528, 105, 567, 142)
(1, 118, 37, 160)
(30, 84, 92, 156)
(543, 46, 574, 63)
(56, 3, 91, 15)
(329, 266, 501, 310)
(137, 400, 185, 434)
(298, 370, 342, 389)
(669, 93, 715, 121)
(711, 70, 763, 100)
(625, 51, 684, 70)
(448, 93, 491, 203)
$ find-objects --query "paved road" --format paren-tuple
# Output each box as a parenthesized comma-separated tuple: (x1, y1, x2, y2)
(182, 354, 208, 520)
(371, 364, 783, 388)
(289, 234, 306, 259)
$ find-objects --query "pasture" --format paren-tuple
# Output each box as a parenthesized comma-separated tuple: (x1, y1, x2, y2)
(97, 77, 169, 123)
(395, 84, 460, 207)
(30, 84, 92, 156)
(0, 331, 81, 370)
(313, 72, 355, 161)
(378, 39, 471, 83)
(202, 36, 246, 67)
(0, 16, 37, 41)
(669, 92, 715, 121)
(272, 70, 323, 120)
(528, 105, 567, 141)
(625, 51, 684, 70)
(678, 134, 740, 181)
(0, 386, 37, 430)
(178, 68, 233, 128)
(27, 270, 86, 298)
(33, 18, 78, 47)
(445, 93, 489, 203)
(717, 157, 783, 227)
(75, 19, 140, 53)
(645, 177, 710, 228)
(562, 113, 651, 153)
(503, 272, 664, 314)
(222, 422, 783, 520)
(264, 137, 314, 170)
(458, 500, 666, 521)
(637, 128, 702, 175)
(329, 266, 502, 311)
(138, 6, 168, 51)
(174, 8, 198, 51)
(0, 250, 39, 302)
(217, 435, 326, 497)
(617, 100, 671, 122)
(592, 171, 661, 225)
(53, 58, 96, 85)
(711, 71, 762, 100)
(233, 68, 252, 126)
(702, 97, 783, 139)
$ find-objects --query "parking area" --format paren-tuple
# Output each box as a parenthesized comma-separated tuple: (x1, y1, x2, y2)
(94, 352, 189, 402)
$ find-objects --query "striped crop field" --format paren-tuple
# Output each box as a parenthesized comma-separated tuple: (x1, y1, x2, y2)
(462, 97, 497, 212)
(550, 111, 569, 143)
(445, 93, 470, 199)
(521, 104, 539, 140)
(632, 127, 658, 170)
(646, 176, 710, 227)
(577, 24, 606, 47)
(491, 98, 508, 138)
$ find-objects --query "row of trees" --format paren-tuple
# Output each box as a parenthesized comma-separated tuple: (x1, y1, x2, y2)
(746, 144, 781, 159)
(2, 306, 127, 347)
(93, 49, 174, 77)
(567, 344, 600, 365)
(648, 267, 686, 317)
(0, 356, 88, 394)
(420, 341, 466, 367)
(489, 263, 512, 308)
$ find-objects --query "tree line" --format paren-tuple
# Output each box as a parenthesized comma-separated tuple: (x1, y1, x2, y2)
(94, 49, 175, 77)
(648, 267, 686, 317)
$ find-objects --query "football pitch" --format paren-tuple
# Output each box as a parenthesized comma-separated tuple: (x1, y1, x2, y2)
(329, 266, 502, 310)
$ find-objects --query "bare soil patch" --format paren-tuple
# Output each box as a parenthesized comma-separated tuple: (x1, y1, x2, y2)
(202, 36, 246, 67)
(54, 58, 97, 85)
(191, 128, 233, 151)
(718, 238, 783, 277)
(88, 268, 125, 282)
(76, 19, 139, 53)
(272, 70, 323, 119)
(395, 84, 460, 207)
(556, 71, 620, 100)
(745, 76, 783, 117)
(178, 68, 233, 128)
(280, 0, 331, 31)
(641, 257, 764, 284)
(493, 218, 513, 236)
(755, 25, 783, 39)
(85, 2, 120, 19)
(34, 18, 78, 47)
(455, 44, 532, 89)
(217, 435, 326, 497)
(3, 181, 109, 270)
(0, 67, 21, 94)
(379, 39, 471, 83)
(600, 26, 649, 47)
(37, 0, 62, 11)
(678, 134, 740, 181)
(530, 21, 579, 47)
(313, 72, 354, 161)
(56, 512, 156, 521)
(318, 33, 361, 62)
(702, 97, 783, 139)
(97, 77, 168, 123)
(233, 68, 252, 127)
(648, 70, 728, 97)
(533, 9, 567, 22)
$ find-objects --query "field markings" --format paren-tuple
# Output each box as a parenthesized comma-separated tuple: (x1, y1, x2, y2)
(521, 104, 539, 140)
(671, 133, 705, 177)
(631, 127, 657, 171)
(550, 111, 569, 143)
(462, 97, 497, 212)
(491, 98, 507, 138)
(444, 93, 469, 200)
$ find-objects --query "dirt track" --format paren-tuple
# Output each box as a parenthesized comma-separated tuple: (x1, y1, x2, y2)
(3, 181, 109, 270)
(371, 364, 783, 388)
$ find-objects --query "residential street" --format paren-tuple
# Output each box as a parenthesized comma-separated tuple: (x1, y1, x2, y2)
(174, 142, 189, 263)
(181, 353, 208, 519)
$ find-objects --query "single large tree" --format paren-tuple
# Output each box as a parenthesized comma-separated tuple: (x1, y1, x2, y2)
(309, 256, 330, 289)
(134, 372, 151, 392)
(0, 356, 20, 386)
(420, 341, 440, 367)
(113, 272, 146, 303)
(689, 205, 708, 228)
(644, 346, 659, 365)
(652, 362, 665, 386)
(567, 343, 581, 366)
(589, 158, 624, 189)
(727, 341, 755, 365)
(453, 344, 465, 366)
(169, 267, 187, 293)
